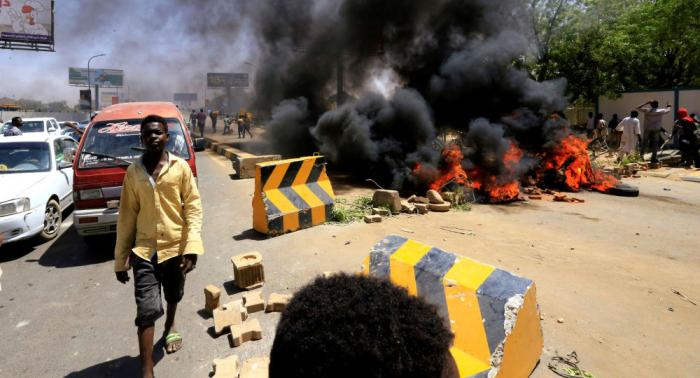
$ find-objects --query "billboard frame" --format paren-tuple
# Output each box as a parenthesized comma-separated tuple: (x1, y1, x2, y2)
(69, 67, 125, 88)
(0, 0, 55, 52)
(207, 73, 249, 88)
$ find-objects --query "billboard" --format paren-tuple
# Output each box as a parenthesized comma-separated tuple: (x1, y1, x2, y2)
(207, 73, 249, 88)
(0, 0, 54, 49)
(174, 93, 198, 102)
(79, 89, 91, 111)
(69, 67, 124, 87)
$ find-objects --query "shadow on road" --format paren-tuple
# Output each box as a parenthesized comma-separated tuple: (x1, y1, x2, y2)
(64, 345, 165, 378)
(38, 227, 116, 268)
(232, 228, 267, 241)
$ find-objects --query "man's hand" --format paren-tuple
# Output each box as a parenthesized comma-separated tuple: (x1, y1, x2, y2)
(116, 271, 130, 284)
(181, 254, 198, 276)
(667, 102, 672, 108)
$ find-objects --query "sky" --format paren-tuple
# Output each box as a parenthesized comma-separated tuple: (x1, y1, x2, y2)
(0, 0, 260, 106)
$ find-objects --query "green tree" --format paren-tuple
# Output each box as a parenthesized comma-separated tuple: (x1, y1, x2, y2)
(16, 98, 43, 111)
(46, 100, 71, 112)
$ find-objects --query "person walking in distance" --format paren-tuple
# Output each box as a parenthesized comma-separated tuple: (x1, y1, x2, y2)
(585, 112, 595, 139)
(114, 115, 203, 378)
(608, 114, 622, 148)
(617, 110, 642, 162)
(636, 100, 671, 163)
(244, 112, 253, 138)
(197, 109, 207, 137)
(670, 108, 700, 168)
(189, 110, 197, 132)
(211, 111, 218, 133)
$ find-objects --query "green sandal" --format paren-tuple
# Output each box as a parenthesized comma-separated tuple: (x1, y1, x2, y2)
(164, 332, 183, 354)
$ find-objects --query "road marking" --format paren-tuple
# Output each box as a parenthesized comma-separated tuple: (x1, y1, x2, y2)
(205, 150, 229, 167)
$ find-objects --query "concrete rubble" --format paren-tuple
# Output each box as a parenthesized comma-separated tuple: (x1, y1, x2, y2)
(230, 318, 263, 347)
(232, 252, 265, 290)
(212, 355, 240, 378)
(204, 285, 223, 316)
(242, 291, 265, 313)
(266, 293, 292, 312)
(240, 357, 270, 378)
(364, 215, 382, 223)
(371, 189, 402, 212)
(214, 303, 247, 335)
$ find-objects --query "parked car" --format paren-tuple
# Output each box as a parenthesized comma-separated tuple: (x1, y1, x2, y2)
(0, 117, 62, 137)
(0, 134, 78, 244)
(73, 102, 202, 238)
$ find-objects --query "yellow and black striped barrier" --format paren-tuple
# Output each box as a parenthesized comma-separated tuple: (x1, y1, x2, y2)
(253, 155, 335, 235)
(362, 235, 543, 378)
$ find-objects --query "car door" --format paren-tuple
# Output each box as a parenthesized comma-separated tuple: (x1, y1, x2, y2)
(53, 138, 74, 208)
(49, 119, 60, 135)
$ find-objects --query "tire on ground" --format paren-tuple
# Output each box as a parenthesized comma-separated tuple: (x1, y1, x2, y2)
(38, 199, 61, 242)
(608, 184, 639, 197)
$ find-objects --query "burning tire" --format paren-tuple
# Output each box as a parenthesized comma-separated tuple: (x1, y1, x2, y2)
(607, 184, 639, 197)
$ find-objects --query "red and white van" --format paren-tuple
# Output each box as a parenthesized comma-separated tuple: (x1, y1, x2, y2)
(73, 102, 202, 238)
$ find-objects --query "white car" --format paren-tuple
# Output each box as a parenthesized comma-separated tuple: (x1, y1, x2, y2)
(0, 117, 62, 137)
(0, 135, 79, 244)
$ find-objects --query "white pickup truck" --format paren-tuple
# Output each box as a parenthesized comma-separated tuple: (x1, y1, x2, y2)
(0, 117, 62, 137)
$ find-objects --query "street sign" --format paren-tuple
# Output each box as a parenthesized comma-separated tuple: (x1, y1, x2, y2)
(207, 73, 249, 88)
(69, 67, 124, 87)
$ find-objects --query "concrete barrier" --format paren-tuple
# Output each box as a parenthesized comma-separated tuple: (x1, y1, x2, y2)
(362, 235, 543, 378)
(204, 138, 280, 179)
(253, 156, 335, 235)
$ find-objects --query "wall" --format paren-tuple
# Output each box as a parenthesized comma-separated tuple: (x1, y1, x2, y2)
(0, 111, 90, 124)
(599, 88, 700, 131)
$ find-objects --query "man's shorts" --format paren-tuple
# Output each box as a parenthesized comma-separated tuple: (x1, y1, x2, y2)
(133, 254, 186, 327)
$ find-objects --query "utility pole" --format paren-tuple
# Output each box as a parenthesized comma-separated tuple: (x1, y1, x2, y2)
(87, 53, 105, 113)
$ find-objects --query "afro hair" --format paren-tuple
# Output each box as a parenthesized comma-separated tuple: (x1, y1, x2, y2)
(269, 273, 456, 378)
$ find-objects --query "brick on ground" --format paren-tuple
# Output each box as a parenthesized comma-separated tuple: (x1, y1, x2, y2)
(372, 189, 401, 212)
(266, 293, 292, 312)
(214, 305, 246, 335)
(205, 285, 222, 316)
(414, 203, 428, 214)
(240, 357, 270, 378)
(213, 355, 239, 378)
(364, 215, 382, 223)
(223, 300, 248, 321)
(243, 291, 265, 313)
(400, 200, 416, 213)
(372, 207, 389, 216)
(230, 319, 263, 347)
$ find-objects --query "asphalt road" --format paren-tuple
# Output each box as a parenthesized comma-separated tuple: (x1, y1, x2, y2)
(0, 149, 282, 377)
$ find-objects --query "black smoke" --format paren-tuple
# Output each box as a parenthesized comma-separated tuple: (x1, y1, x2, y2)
(176, 0, 572, 190)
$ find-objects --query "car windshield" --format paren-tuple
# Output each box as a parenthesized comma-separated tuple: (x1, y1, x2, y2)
(16, 121, 46, 133)
(0, 142, 51, 173)
(78, 118, 190, 169)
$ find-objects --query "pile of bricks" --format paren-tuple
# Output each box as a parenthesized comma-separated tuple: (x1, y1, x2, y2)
(367, 189, 454, 223)
(522, 187, 585, 203)
(206, 252, 292, 377)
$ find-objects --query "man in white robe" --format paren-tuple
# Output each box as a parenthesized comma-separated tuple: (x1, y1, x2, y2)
(618, 110, 642, 161)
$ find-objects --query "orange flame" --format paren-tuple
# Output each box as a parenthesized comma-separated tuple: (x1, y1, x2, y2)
(466, 142, 522, 203)
(413, 145, 469, 191)
(541, 135, 619, 192)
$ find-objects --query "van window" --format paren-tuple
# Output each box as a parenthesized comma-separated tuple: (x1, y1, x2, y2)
(77, 118, 190, 169)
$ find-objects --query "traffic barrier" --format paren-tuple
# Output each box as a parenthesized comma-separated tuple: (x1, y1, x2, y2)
(253, 156, 335, 235)
(362, 235, 543, 378)
(204, 138, 281, 179)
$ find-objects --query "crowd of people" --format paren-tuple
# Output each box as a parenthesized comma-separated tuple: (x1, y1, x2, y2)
(585, 100, 700, 168)
(188, 109, 253, 139)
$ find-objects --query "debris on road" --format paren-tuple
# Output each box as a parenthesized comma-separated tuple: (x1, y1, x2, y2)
(671, 289, 698, 305)
(214, 303, 247, 335)
(400, 228, 414, 233)
(364, 214, 383, 223)
(548, 351, 597, 378)
(372, 189, 402, 212)
(426, 189, 444, 204)
(230, 318, 263, 347)
(242, 291, 265, 314)
(266, 293, 292, 312)
(212, 355, 239, 378)
(372, 207, 390, 216)
(232, 252, 265, 290)
(429, 202, 451, 212)
(240, 357, 270, 378)
(205, 285, 223, 315)
(414, 203, 428, 214)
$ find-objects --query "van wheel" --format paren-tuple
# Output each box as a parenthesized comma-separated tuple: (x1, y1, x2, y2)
(39, 200, 62, 242)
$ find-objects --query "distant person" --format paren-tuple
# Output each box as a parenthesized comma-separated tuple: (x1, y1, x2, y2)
(189, 110, 197, 131)
(223, 114, 231, 135)
(585, 111, 595, 139)
(211, 111, 218, 133)
(608, 114, 622, 148)
(617, 110, 642, 161)
(197, 108, 207, 137)
(114, 115, 202, 378)
(244, 112, 253, 138)
(4, 117, 23, 136)
(636, 100, 672, 163)
(670, 108, 700, 168)
(237, 110, 246, 139)
(269, 273, 458, 378)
